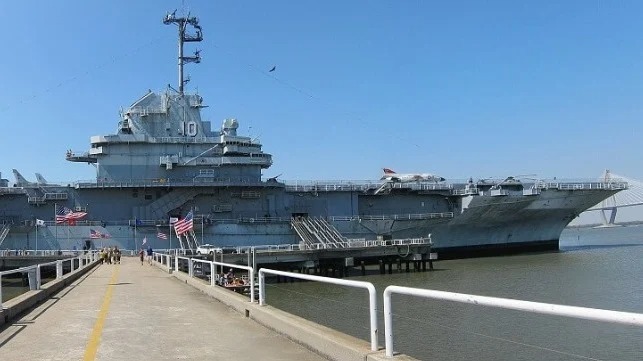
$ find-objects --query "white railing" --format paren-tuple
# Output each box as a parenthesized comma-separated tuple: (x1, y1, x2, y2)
(152, 252, 174, 273)
(536, 182, 628, 191)
(0, 249, 94, 256)
(170, 255, 255, 303)
(0, 252, 97, 308)
(258, 269, 378, 352)
(382, 286, 643, 358)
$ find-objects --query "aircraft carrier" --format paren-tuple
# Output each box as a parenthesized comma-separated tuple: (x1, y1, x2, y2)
(0, 13, 628, 258)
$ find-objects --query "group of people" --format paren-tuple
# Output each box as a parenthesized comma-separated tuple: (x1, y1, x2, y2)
(138, 246, 153, 265)
(99, 247, 121, 264)
(219, 268, 247, 288)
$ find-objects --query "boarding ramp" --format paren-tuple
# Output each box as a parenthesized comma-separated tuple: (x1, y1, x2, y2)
(175, 229, 200, 252)
(0, 224, 10, 247)
(291, 217, 317, 248)
(291, 217, 346, 249)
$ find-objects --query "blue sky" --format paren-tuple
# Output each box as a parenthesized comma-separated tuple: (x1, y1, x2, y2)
(0, 0, 642, 184)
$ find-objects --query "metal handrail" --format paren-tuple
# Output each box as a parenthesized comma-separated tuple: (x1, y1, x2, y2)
(258, 268, 378, 352)
(171, 255, 255, 303)
(383, 285, 643, 358)
(0, 252, 97, 308)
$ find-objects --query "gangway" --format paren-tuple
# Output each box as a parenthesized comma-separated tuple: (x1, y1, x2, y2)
(0, 224, 10, 247)
(291, 217, 317, 248)
(175, 229, 200, 252)
(290, 217, 346, 249)
(310, 217, 346, 247)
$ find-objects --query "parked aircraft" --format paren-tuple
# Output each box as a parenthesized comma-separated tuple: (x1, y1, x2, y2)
(35, 173, 60, 186)
(380, 168, 445, 183)
(12, 169, 37, 187)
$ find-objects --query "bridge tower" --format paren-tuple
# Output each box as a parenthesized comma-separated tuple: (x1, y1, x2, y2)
(600, 169, 618, 226)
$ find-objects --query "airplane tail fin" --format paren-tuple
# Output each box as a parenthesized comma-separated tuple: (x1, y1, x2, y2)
(383, 168, 396, 174)
(12, 169, 30, 186)
(35, 173, 48, 185)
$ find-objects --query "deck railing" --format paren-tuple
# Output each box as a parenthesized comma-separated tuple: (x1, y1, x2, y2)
(382, 285, 643, 358)
(0, 252, 97, 308)
(258, 268, 379, 352)
(169, 255, 256, 303)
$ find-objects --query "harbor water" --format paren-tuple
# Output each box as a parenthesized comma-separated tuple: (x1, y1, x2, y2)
(1, 226, 641, 360)
(263, 225, 643, 361)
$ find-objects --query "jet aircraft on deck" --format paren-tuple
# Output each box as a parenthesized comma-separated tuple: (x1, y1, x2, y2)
(380, 168, 446, 183)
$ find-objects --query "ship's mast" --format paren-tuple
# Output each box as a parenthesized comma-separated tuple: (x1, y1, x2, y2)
(163, 10, 203, 95)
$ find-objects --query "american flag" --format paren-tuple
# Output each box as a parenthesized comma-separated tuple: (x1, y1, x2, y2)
(173, 211, 194, 236)
(157, 232, 168, 240)
(55, 205, 87, 224)
(90, 229, 112, 239)
(55, 205, 72, 224)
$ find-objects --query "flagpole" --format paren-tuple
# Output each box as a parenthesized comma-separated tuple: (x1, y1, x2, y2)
(66, 206, 70, 249)
(54, 203, 58, 249)
(134, 220, 138, 253)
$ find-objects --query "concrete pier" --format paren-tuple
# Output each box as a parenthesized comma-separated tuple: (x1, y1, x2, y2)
(0, 258, 328, 361)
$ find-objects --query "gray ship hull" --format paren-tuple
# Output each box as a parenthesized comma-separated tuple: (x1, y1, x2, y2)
(0, 182, 622, 258)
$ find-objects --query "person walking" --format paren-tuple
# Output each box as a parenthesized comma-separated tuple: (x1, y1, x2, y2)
(139, 248, 144, 265)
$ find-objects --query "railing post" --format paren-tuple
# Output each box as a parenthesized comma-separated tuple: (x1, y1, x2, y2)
(188, 259, 193, 277)
(36, 265, 42, 289)
(384, 287, 394, 357)
(259, 269, 265, 306)
(28, 268, 38, 290)
(210, 261, 216, 286)
(175, 254, 179, 272)
(249, 267, 255, 303)
(70, 258, 75, 273)
(56, 260, 63, 279)
(0, 274, 3, 308)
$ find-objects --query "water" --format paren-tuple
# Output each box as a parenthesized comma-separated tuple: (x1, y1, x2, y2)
(264, 226, 643, 361)
(0, 263, 59, 302)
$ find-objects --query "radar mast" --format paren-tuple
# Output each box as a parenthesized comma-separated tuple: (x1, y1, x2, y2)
(163, 10, 203, 95)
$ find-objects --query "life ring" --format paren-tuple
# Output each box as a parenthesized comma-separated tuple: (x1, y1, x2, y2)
(249, 218, 255, 223)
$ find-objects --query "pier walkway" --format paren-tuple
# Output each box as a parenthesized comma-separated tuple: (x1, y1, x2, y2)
(0, 258, 327, 361)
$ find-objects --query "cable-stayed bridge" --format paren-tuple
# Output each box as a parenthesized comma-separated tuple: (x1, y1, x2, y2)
(583, 170, 643, 225)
